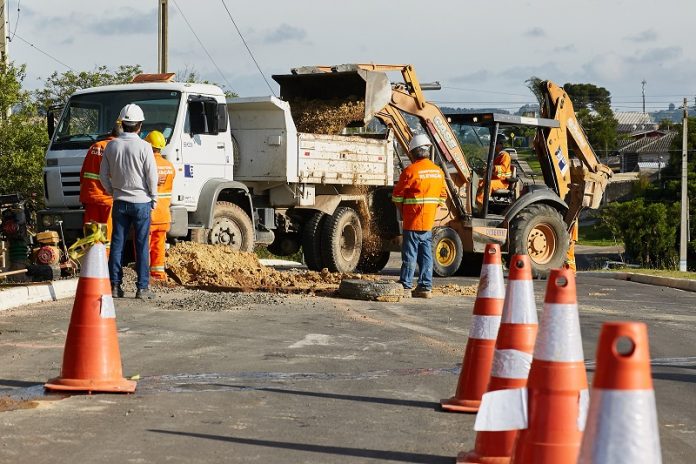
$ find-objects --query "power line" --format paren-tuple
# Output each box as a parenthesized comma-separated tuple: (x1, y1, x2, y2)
(10, 0, 20, 40)
(171, 0, 234, 92)
(12, 33, 73, 71)
(219, 0, 276, 96)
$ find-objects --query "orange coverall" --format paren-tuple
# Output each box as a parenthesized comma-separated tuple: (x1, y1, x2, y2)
(476, 150, 512, 206)
(150, 153, 175, 279)
(392, 158, 448, 231)
(79, 137, 114, 242)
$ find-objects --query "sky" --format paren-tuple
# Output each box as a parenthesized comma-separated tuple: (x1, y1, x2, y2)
(4, 0, 696, 113)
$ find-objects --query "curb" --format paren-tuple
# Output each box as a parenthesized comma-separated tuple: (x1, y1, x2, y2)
(579, 271, 696, 293)
(0, 279, 79, 312)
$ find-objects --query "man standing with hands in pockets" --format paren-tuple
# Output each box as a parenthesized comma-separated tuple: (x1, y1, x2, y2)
(100, 104, 158, 299)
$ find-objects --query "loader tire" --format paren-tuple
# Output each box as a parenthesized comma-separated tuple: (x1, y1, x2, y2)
(508, 203, 569, 278)
(191, 201, 254, 252)
(321, 206, 363, 273)
(432, 227, 463, 277)
(357, 250, 391, 274)
(302, 211, 326, 271)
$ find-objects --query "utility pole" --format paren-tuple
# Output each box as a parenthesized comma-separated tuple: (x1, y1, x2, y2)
(157, 0, 168, 73)
(641, 79, 647, 114)
(1, 0, 8, 65)
(680, 98, 689, 272)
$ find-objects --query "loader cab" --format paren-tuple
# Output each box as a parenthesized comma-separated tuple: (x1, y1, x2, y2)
(445, 112, 559, 218)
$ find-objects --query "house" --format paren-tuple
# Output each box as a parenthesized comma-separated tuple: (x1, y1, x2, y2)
(614, 112, 658, 134)
(616, 129, 676, 175)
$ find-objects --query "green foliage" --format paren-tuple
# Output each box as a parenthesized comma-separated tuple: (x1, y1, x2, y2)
(562, 83, 612, 111)
(563, 82, 617, 153)
(601, 199, 680, 268)
(0, 63, 49, 199)
(34, 64, 143, 111)
(177, 66, 238, 99)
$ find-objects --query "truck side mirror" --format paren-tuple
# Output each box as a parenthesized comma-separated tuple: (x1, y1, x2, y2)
(215, 103, 228, 134)
(47, 110, 57, 139)
(188, 97, 223, 135)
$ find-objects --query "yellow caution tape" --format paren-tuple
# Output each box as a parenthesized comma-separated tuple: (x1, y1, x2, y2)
(67, 222, 109, 260)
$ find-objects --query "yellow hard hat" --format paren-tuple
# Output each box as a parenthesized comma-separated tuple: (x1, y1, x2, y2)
(145, 130, 166, 150)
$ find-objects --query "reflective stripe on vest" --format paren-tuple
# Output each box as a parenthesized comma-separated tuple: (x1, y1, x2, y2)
(83, 172, 101, 180)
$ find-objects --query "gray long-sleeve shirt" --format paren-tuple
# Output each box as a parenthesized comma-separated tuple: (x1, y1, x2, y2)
(100, 132, 158, 204)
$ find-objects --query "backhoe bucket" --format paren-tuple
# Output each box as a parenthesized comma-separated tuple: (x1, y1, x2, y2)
(272, 65, 392, 124)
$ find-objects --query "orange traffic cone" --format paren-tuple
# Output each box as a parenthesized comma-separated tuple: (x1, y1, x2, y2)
(510, 268, 588, 463)
(45, 243, 136, 393)
(458, 254, 538, 463)
(441, 243, 505, 413)
(578, 322, 662, 463)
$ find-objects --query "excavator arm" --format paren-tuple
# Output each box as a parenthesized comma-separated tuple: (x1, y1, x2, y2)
(533, 80, 613, 223)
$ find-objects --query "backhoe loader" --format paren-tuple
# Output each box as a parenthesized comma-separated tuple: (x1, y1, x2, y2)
(273, 64, 612, 276)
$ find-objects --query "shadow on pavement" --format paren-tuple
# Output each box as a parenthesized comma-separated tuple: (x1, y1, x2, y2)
(0, 379, 43, 388)
(149, 430, 453, 463)
(215, 385, 440, 410)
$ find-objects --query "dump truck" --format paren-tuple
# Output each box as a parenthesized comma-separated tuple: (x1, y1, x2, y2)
(39, 73, 394, 274)
(273, 64, 612, 276)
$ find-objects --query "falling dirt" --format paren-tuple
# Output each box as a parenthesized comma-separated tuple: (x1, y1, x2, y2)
(290, 98, 365, 134)
(165, 242, 375, 293)
(0, 397, 39, 412)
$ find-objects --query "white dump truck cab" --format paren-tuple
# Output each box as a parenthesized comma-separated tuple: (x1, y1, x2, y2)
(39, 78, 261, 249)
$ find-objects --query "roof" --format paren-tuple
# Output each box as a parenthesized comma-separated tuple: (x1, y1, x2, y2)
(72, 81, 224, 97)
(614, 111, 658, 133)
(617, 131, 677, 154)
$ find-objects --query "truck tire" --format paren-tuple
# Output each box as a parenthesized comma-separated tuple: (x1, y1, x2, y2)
(321, 206, 363, 273)
(302, 211, 326, 271)
(191, 201, 254, 252)
(508, 203, 569, 277)
(357, 250, 391, 274)
(432, 227, 464, 277)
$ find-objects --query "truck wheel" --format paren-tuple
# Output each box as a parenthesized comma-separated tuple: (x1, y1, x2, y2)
(321, 206, 363, 273)
(302, 211, 326, 271)
(509, 203, 569, 277)
(191, 201, 254, 252)
(432, 227, 464, 277)
(357, 250, 391, 274)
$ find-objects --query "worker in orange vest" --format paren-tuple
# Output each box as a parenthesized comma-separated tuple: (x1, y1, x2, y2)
(565, 220, 579, 272)
(79, 123, 122, 244)
(476, 134, 512, 208)
(392, 134, 448, 299)
(144, 131, 175, 280)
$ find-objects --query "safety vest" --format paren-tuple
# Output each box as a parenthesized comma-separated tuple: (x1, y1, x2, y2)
(392, 158, 447, 231)
(151, 153, 176, 225)
(79, 138, 114, 205)
(492, 150, 512, 180)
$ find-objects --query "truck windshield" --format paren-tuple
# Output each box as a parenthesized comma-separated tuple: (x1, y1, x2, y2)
(51, 89, 181, 150)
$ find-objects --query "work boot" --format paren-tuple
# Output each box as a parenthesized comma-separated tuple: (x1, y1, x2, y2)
(412, 287, 433, 299)
(135, 288, 156, 300)
(111, 284, 125, 299)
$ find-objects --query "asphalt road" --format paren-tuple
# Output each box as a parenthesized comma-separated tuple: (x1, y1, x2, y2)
(0, 268, 694, 463)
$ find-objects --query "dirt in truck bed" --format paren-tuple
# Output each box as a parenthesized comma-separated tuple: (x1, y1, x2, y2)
(289, 98, 365, 134)
(163, 242, 374, 293)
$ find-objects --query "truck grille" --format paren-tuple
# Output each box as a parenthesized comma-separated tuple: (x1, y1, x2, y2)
(60, 170, 81, 197)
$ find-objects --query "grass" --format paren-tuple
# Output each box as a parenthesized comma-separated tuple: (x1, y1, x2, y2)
(254, 245, 303, 263)
(577, 222, 623, 247)
(619, 268, 696, 280)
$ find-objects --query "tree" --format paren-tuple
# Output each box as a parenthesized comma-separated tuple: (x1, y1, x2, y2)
(34, 64, 143, 112)
(0, 62, 49, 198)
(562, 83, 612, 111)
(563, 82, 617, 155)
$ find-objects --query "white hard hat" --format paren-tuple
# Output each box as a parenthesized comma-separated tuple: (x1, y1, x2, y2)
(408, 133, 432, 153)
(119, 104, 145, 124)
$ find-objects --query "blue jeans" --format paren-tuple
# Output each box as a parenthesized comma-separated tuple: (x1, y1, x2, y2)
(399, 230, 433, 291)
(109, 200, 152, 290)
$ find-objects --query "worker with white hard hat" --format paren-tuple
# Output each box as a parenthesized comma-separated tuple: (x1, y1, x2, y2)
(100, 103, 158, 299)
(392, 133, 447, 298)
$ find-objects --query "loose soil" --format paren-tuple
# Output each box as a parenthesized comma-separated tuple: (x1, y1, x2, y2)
(165, 242, 374, 293)
(432, 283, 477, 296)
(290, 98, 365, 134)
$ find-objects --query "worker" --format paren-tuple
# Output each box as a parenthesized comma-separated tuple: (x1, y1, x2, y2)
(100, 103, 158, 300)
(144, 131, 175, 280)
(476, 134, 512, 208)
(392, 134, 447, 299)
(79, 123, 122, 244)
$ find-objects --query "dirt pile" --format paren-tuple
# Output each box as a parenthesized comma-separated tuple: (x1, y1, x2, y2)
(165, 242, 374, 292)
(290, 99, 365, 134)
(432, 284, 478, 296)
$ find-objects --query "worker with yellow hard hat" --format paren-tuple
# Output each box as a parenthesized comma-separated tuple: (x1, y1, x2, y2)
(144, 130, 175, 280)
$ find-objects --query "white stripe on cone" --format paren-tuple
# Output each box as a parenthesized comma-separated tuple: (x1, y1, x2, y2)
(80, 243, 110, 279)
(491, 349, 533, 379)
(477, 264, 505, 299)
(578, 389, 661, 463)
(469, 315, 502, 340)
(501, 280, 538, 324)
(534, 303, 584, 362)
